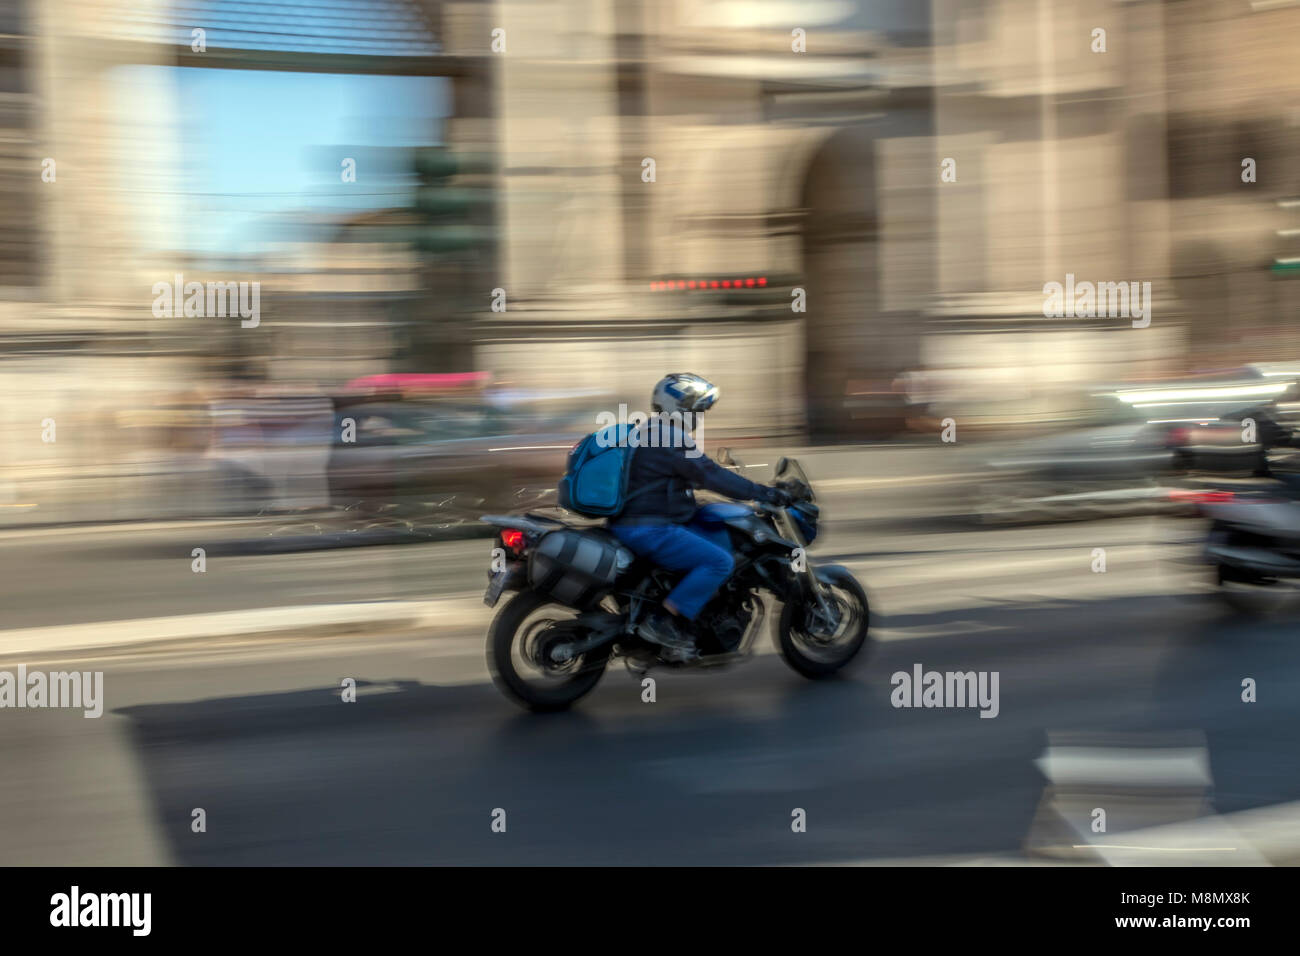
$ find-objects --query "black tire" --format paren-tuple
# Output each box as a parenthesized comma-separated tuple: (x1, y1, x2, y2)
(487, 590, 611, 711)
(1214, 564, 1293, 616)
(777, 566, 871, 679)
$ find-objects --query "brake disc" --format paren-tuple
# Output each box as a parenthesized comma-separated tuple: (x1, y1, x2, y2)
(805, 600, 845, 641)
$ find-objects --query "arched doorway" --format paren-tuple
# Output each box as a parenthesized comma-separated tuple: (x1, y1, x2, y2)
(799, 126, 902, 441)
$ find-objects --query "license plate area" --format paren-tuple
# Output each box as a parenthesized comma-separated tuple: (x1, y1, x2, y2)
(483, 570, 509, 607)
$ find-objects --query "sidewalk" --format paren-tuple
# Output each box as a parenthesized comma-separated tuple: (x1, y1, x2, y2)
(0, 595, 486, 665)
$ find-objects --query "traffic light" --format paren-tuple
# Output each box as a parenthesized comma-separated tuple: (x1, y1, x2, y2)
(411, 147, 495, 255)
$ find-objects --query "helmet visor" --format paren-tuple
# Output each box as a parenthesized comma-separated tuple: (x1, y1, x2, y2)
(689, 383, 719, 413)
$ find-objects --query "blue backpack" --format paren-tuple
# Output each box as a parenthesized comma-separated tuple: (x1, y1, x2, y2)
(557, 424, 644, 517)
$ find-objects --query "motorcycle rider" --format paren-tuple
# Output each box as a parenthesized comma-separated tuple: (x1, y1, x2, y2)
(610, 373, 793, 660)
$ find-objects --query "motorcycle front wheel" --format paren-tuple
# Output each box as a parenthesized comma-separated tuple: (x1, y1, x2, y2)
(487, 590, 611, 711)
(777, 567, 871, 678)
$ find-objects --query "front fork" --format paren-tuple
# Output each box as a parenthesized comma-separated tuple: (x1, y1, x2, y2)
(774, 507, 837, 626)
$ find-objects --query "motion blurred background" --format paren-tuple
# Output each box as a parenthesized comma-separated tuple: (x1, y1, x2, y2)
(2, 0, 1300, 867)
(3, 0, 1299, 526)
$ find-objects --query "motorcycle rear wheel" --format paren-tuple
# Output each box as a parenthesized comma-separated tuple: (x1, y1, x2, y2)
(487, 590, 611, 711)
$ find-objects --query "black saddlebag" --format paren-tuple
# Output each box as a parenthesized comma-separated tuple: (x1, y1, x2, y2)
(528, 528, 634, 607)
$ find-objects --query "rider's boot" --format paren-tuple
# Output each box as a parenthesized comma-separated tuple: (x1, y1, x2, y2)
(637, 608, 697, 662)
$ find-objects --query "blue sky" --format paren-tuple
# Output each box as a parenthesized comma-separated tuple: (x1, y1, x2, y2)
(117, 65, 450, 259)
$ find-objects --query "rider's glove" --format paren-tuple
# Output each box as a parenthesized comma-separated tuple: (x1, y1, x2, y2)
(781, 478, 811, 501)
(765, 486, 795, 507)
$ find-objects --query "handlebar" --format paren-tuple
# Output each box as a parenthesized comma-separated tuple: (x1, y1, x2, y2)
(776, 477, 812, 500)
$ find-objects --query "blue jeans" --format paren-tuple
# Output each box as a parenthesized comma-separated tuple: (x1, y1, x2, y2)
(610, 503, 749, 620)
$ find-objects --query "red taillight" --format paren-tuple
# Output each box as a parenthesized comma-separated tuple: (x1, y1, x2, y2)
(1167, 427, 1191, 448)
(501, 529, 526, 554)
(1168, 489, 1235, 504)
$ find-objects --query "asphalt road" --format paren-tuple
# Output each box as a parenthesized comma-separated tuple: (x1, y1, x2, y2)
(2, 514, 1298, 865)
(0, 467, 958, 630)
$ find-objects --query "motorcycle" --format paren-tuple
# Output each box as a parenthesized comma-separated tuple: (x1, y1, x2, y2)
(1170, 473, 1300, 614)
(479, 453, 871, 710)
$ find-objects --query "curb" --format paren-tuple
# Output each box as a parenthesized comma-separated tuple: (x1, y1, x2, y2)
(0, 595, 487, 663)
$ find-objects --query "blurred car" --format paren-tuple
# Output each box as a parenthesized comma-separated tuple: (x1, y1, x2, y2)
(325, 401, 581, 520)
(841, 375, 910, 440)
(971, 372, 1300, 523)
(143, 390, 590, 525)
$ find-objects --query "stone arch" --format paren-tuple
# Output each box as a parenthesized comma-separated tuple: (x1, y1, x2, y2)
(798, 125, 896, 440)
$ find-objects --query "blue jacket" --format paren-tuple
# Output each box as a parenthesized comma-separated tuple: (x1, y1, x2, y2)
(614, 426, 778, 525)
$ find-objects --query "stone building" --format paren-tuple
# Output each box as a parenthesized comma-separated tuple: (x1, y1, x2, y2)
(474, 0, 1300, 436)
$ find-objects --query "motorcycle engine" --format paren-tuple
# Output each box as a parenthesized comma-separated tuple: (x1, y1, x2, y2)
(697, 589, 755, 655)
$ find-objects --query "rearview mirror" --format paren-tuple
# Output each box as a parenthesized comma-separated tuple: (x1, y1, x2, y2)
(775, 456, 790, 477)
(716, 446, 735, 466)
